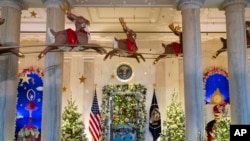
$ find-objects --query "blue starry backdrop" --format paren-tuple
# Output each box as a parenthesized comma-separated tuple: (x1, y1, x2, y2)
(15, 69, 43, 138)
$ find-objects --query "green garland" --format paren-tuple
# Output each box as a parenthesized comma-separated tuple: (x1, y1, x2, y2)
(101, 84, 147, 141)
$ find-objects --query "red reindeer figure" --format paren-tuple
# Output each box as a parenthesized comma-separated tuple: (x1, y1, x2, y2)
(0, 18, 24, 58)
(103, 17, 145, 63)
(153, 23, 183, 64)
(212, 21, 250, 59)
(37, 2, 106, 59)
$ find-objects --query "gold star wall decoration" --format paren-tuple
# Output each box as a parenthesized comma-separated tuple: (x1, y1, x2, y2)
(111, 74, 115, 79)
(62, 86, 67, 92)
(30, 10, 37, 18)
(79, 75, 86, 84)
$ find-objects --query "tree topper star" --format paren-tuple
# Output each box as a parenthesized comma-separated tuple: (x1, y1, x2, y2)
(79, 75, 86, 84)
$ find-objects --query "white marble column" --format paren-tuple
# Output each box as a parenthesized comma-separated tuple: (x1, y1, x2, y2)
(177, 0, 205, 141)
(41, 0, 64, 141)
(222, 0, 250, 124)
(0, 0, 22, 140)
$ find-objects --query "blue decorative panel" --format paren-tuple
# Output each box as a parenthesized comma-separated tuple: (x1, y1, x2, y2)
(203, 67, 229, 104)
(15, 67, 44, 139)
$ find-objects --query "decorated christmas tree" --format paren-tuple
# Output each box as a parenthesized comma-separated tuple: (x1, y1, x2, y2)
(61, 98, 87, 141)
(161, 93, 185, 141)
(212, 109, 231, 141)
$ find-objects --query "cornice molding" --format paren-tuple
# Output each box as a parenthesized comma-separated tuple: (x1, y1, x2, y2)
(177, 0, 205, 10)
(221, 0, 248, 9)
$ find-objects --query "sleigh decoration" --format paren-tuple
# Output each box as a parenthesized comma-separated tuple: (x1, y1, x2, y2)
(103, 17, 145, 63)
(153, 23, 183, 64)
(37, 2, 106, 59)
(212, 21, 250, 59)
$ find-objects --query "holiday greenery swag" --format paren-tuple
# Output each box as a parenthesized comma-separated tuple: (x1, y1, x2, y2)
(161, 93, 185, 141)
(101, 84, 147, 141)
(61, 99, 87, 141)
(212, 110, 231, 141)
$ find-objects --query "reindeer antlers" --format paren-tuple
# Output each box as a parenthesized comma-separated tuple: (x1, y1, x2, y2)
(169, 23, 181, 33)
(60, 1, 71, 16)
(119, 17, 127, 29)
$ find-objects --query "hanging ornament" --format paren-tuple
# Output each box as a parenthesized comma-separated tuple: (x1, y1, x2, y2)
(79, 75, 86, 84)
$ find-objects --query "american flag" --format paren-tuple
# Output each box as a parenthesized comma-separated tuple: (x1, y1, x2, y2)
(89, 90, 101, 141)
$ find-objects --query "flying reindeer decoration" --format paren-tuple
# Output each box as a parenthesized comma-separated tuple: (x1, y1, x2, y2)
(0, 18, 25, 58)
(153, 23, 183, 64)
(103, 17, 145, 63)
(37, 2, 106, 59)
(212, 21, 250, 59)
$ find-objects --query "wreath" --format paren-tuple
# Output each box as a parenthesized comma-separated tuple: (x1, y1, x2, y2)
(101, 84, 147, 141)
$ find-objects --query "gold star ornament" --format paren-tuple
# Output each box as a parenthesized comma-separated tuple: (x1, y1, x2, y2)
(111, 74, 115, 79)
(62, 86, 67, 92)
(30, 10, 37, 18)
(79, 75, 86, 84)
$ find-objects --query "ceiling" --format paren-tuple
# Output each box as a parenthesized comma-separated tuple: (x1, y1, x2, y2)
(22, 0, 227, 8)
(2, 0, 250, 57)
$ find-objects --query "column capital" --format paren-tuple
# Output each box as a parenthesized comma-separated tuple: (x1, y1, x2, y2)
(177, 0, 205, 10)
(221, 0, 248, 10)
(0, 0, 23, 10)
(42, 0, 64, 7)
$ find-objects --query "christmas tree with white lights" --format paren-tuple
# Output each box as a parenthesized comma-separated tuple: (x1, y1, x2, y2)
(212, 110, 231, 141)
(161, 93, 185, 141)
(61, 98, 87, 141)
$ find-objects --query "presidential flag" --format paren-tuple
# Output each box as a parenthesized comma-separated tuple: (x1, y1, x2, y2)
(89, 90, 102, 141)
(149, 90, 161, 141)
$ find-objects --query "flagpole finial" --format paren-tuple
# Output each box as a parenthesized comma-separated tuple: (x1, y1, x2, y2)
(153, 83, 156, 88)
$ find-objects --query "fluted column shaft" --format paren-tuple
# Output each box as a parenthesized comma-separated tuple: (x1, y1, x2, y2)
(177, 0, 204, 140)
(41, 1, 64, 141)
(222, 0, 250, 124)
(0, 1, 22, 140)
